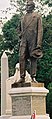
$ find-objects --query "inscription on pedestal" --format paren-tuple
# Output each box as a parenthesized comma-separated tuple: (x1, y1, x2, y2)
(12, 96, 31, 116)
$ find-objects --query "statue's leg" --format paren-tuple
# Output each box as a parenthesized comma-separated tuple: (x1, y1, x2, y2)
(30, 57, 38, 82)
(19, 44, 26, 83)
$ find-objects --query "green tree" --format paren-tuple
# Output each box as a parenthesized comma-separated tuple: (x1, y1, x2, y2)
(1, 10, 52, 119)
(2, 14, 21, 76)
(37, 15, 52, 87)
(47, 83, 52, 119)
(36, 15, 52, 118)
(0, 35, 3, 78)
(10, 0, 52, 16)
(2, 13, 52, 83)
(2, 14, 20, 50)
(0, 0, 52, 117)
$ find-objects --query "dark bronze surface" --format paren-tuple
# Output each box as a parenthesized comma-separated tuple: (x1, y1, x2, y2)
(19, 0, 43, 83)
(12, 82, 44, 88)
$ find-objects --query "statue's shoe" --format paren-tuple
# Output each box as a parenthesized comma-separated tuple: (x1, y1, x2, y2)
(17, 78, 25, 83)
(32, 78, 38, 83)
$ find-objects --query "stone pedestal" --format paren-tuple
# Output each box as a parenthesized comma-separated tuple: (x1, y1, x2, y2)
(9, 83, 50, 119)
(0, 115, 11, 119)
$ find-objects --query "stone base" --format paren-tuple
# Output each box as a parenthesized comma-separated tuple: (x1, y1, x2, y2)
(9, 115, 50, 119)
(0, 115, 50, 119)
(0, 115, 11, 119)
(12, 82, 44, 88)
(9, 84, 49, 116)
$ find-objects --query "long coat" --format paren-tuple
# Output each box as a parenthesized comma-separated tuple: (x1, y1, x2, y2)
(20, 12, 43, 59)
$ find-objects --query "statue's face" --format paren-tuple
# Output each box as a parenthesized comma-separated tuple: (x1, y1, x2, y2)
(26, 4, 34, 13)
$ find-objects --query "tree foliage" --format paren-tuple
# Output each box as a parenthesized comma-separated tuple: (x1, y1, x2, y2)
(36, 15, 52, 118)
(2, 14, 21, 76)
(0, 35, 3, 56)
(10, 0, 52, 16)
(0, 5, 52, 118)
(0, 35, 4, 79)
(47, 83, 52, 119)
(2, 14, 20, 50)
(2, 13, 52, 82)
(37, 14, 52, 87)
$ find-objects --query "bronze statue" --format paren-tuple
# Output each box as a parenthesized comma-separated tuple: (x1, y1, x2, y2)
(19, 0, 43, 83)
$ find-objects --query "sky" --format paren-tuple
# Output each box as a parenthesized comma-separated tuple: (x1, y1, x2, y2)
(0, 0, 14, 33)
(0, 0, 10, 10)
(0, 0, 52, 34)
(0, 0, 10, 20)
(0, 0, 17, 25)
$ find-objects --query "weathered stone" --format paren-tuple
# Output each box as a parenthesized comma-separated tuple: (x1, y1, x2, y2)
(9, 84, 49, 116)
(12, 82, 44, 88)
(0, 115, 50, 119)
(1, 52, 9, 115)
(12, 96, 31, 116)
(0, 115, 11, 119)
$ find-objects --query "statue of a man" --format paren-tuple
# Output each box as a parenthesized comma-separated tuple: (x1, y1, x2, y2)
(19, 0, 43, 83)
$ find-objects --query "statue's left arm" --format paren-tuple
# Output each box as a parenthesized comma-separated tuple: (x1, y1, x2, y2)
(37, 14, 43, 49)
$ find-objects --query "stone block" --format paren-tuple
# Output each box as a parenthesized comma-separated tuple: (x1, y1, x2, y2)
(32, 96, 46, 115)
(9, 84, 49, 116)
(0, 115, 11, 119)
(12, 96, 31, 116)
(9, 115, 31, 119)
(0, 115, 50, 119)
(12, 82, 44, 88)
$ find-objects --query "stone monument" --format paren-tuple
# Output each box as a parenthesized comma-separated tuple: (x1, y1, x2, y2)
(9, 83, 50, 119)
(0, 0, 50, 119)
(1, 52, 9, 115)
(9, 0, 50, 119)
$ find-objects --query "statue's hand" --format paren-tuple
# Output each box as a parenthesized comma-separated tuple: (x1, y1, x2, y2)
(19, 32, 22, 39)
(32, 47, 43, 58)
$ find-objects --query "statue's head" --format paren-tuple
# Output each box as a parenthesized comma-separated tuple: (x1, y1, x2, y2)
(26, 0, 35, 13)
